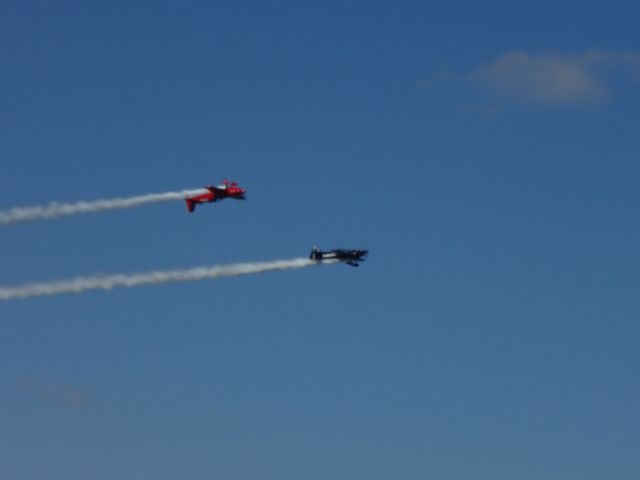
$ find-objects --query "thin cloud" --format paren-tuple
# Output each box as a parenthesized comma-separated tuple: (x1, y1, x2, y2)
(417, 67, 453, 91)
(39, 386, 89, 409)
(470, 50, 640, 107)
(17, 377, 90, 409)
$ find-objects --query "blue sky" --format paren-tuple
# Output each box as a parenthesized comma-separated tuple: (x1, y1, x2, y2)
(1, 1, 639, 478)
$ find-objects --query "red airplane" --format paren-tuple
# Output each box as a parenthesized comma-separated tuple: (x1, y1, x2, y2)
(184, 180, 246, 212)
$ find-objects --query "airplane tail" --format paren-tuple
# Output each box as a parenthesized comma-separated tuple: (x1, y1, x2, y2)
(185, 199, 196, 213)
(309, 246, 321, 260)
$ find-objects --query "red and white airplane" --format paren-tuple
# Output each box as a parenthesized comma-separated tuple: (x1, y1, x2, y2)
(184, 180, 246, 212)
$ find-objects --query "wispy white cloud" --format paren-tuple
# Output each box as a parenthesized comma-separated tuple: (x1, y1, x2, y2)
(470, 50, 640, 107)
(417, 67, 453, 91)
(17, 377, 90, 409)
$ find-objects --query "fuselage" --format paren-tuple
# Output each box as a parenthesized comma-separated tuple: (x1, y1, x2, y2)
(184, 181, 246, 212)
(309, 247, 368, 266)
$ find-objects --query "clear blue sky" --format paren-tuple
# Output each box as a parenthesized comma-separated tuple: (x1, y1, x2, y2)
(1, 1, 639, 478)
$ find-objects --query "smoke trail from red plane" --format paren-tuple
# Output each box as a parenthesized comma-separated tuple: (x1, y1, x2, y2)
(0, 258, 331, 301)
(0, 189, 204, 225)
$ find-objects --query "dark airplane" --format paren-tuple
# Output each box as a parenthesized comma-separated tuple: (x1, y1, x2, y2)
(309, 246, 368, 267)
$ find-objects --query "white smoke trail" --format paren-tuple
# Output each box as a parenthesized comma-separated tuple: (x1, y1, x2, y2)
(0, 189, 205, 225)
(0, 258, 332, 301)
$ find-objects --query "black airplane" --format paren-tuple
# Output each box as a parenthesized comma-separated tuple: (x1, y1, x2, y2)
(309, 246, 368, 267)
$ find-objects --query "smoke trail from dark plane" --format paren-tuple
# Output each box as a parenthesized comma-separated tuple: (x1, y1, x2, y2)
(0, 258, 331, 301)
(0, 189, 204, 225)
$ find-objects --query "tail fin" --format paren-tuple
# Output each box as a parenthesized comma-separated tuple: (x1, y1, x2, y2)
(309, 246, 321, 260)
(185, 199, 196, 213)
